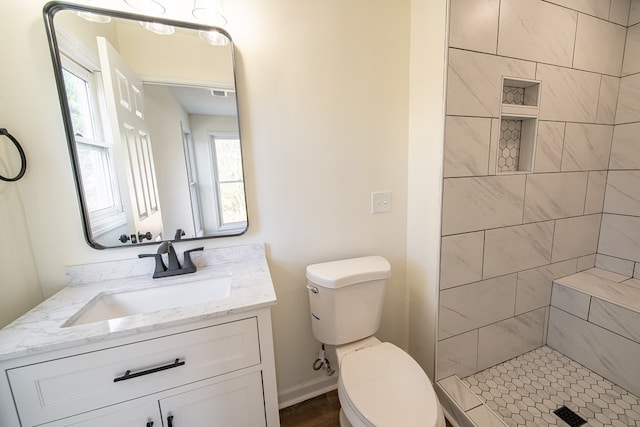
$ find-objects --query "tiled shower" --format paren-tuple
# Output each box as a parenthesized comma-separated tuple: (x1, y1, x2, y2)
(435, 0, 640, 425)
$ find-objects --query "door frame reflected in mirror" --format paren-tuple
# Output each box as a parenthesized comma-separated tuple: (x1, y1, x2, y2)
(43, 1, 248, 249)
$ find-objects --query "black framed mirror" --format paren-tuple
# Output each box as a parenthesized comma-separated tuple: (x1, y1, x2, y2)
(44, 1, 247, 249)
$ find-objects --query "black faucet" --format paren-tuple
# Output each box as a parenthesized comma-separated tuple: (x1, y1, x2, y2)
(138, 242, 204, 278)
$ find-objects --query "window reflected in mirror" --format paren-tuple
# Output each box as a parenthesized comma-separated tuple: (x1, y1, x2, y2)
(44, 4, 247, 248)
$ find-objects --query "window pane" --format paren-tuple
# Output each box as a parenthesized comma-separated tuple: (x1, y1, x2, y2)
(219, 182, 247, 224)
(62, 68, 95, 139)
(77, 144, 115, 212)
(215, 139, 242, 182)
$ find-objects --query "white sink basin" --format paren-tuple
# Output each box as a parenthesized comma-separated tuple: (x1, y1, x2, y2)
(64, 276, 232, 327)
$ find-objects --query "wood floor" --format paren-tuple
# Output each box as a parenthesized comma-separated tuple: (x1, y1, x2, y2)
(278, 389, 453, 426)
(279, 390, 341, 427)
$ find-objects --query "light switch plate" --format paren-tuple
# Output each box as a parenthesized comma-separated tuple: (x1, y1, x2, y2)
(371, 191, 392, 213)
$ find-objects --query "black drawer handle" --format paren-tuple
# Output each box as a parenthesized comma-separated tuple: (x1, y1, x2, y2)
(113, 358, 185, 382)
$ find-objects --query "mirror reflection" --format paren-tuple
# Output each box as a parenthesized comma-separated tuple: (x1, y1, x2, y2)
(46, 4, 247, 249)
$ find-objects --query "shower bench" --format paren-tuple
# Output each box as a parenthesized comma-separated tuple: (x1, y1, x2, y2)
(547, 267, 640, 397)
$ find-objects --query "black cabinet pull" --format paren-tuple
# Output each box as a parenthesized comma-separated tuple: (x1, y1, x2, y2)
(167, 415, 174, 427)
(146, 422, 154, 427)
(113, 358, 185, 382)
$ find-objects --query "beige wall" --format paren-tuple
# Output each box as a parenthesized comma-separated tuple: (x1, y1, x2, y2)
(0, 0, 436, 403)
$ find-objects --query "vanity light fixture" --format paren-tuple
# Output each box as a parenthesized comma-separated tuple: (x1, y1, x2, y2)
(124, 0, 166, 15)
(139, 21, 176, 35)
(192, 0, 227, 27)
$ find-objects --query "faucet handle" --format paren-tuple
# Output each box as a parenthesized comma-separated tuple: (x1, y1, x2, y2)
(183, 247, 204, 271)
(138, 253, 167, 276)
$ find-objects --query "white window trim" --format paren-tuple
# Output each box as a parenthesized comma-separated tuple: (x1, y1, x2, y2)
(61, 52, 126, 237)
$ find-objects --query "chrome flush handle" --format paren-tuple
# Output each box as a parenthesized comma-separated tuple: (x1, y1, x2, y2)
(306, 284, 319, 294)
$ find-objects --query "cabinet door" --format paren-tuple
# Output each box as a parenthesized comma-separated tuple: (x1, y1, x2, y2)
(159, 371, 265, 427)
(42, 400, 160, 427)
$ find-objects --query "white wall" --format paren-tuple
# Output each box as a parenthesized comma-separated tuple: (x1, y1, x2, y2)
(406, 0, 448, 380)
(144, 84, 194, 239)
(0, 0, 419, 402)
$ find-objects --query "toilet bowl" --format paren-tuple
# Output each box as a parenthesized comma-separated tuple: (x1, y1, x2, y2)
(306, 256, 445, 427)
(335, 338, 445, 427)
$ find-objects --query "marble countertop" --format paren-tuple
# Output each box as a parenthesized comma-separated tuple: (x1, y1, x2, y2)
(0, 243, 277, 361)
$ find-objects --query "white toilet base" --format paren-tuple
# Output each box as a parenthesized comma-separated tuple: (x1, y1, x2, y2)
(339, 408, 352, 427)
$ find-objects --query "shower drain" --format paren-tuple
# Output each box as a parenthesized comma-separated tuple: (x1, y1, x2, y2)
(553, 406, 586, 427)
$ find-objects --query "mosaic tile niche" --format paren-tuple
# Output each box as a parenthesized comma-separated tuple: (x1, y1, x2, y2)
(496, 79, 541, 174)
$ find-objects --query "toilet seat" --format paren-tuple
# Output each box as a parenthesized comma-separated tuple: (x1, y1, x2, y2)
(338, 342, 442, 427)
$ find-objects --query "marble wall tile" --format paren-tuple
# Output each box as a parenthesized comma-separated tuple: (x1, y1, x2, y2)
(449, 0, 499, 54)
(447, 48, 536, 117)
(497, 0, 577, 67)
(589, 297, 640, 342)
(584, 171, 607, 214)
(561, 123, 613, 171)
(439, 274, 517, 339)
(616, 73, 640, 124)
(604, 170, 640, 216)
(441, 175, 526, 235)
(550, 282, 591, 319)
(599, 213, 640, 262)
(444, 116, 491, 177)
(545, 0, 611, 19)
(636, 264, 640, 278)
(584, 266, 631, 282)
(625, 276, 640, 287)
(547, 306, 640, 397)
(596, 75, 620, 125)
(467, 405, 509, 427)
(523, 172, 588, 222)
(609, 0, 631, 25)
(533, 121, 564, 173)
(440, 231, 484, 290)
(515, 259, 578, 315)
(437, 375, 483, 411)
(483, 221, 554, 279)
(436, 330, 479, 380)
(609, 122, 640, 169)
(477, 308, 545, 370)
(537, 64, 601, 123)
(596, 253, 636, 276)
(574, 14, 626, 76)
(631, 0, 640, 25)
(577, 254, 596, 271)
(622, 23, 640, 76)
(435, 386, 478, 427)
(488, 119, 499, 174)
(551, 214, 601, 262)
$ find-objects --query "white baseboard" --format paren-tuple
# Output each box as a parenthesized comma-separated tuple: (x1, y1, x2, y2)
(278, 374, 339, 409)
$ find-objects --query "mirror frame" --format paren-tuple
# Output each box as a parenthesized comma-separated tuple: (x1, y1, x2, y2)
(43, 1, 248, 249)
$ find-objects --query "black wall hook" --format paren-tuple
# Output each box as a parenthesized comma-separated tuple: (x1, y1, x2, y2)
(0, 128, 27, 182)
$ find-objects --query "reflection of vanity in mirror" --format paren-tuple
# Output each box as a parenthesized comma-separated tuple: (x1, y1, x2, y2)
(45, 2, 248, 249)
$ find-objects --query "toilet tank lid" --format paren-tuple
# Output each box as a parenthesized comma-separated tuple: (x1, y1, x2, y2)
(306, 256, 390, 288)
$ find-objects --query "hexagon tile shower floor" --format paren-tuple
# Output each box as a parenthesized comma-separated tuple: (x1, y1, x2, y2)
(462, 346, 640, 426)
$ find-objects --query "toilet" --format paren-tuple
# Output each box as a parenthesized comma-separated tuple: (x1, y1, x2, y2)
(306, 256, 445, 427)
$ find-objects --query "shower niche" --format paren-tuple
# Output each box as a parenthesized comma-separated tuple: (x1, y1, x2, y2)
(496, 78, 541, 174)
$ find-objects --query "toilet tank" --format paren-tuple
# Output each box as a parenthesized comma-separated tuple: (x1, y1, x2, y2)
(306, 256, 391, 345)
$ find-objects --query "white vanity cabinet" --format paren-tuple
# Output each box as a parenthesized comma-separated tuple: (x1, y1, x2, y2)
(0, 308, 279, 427)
